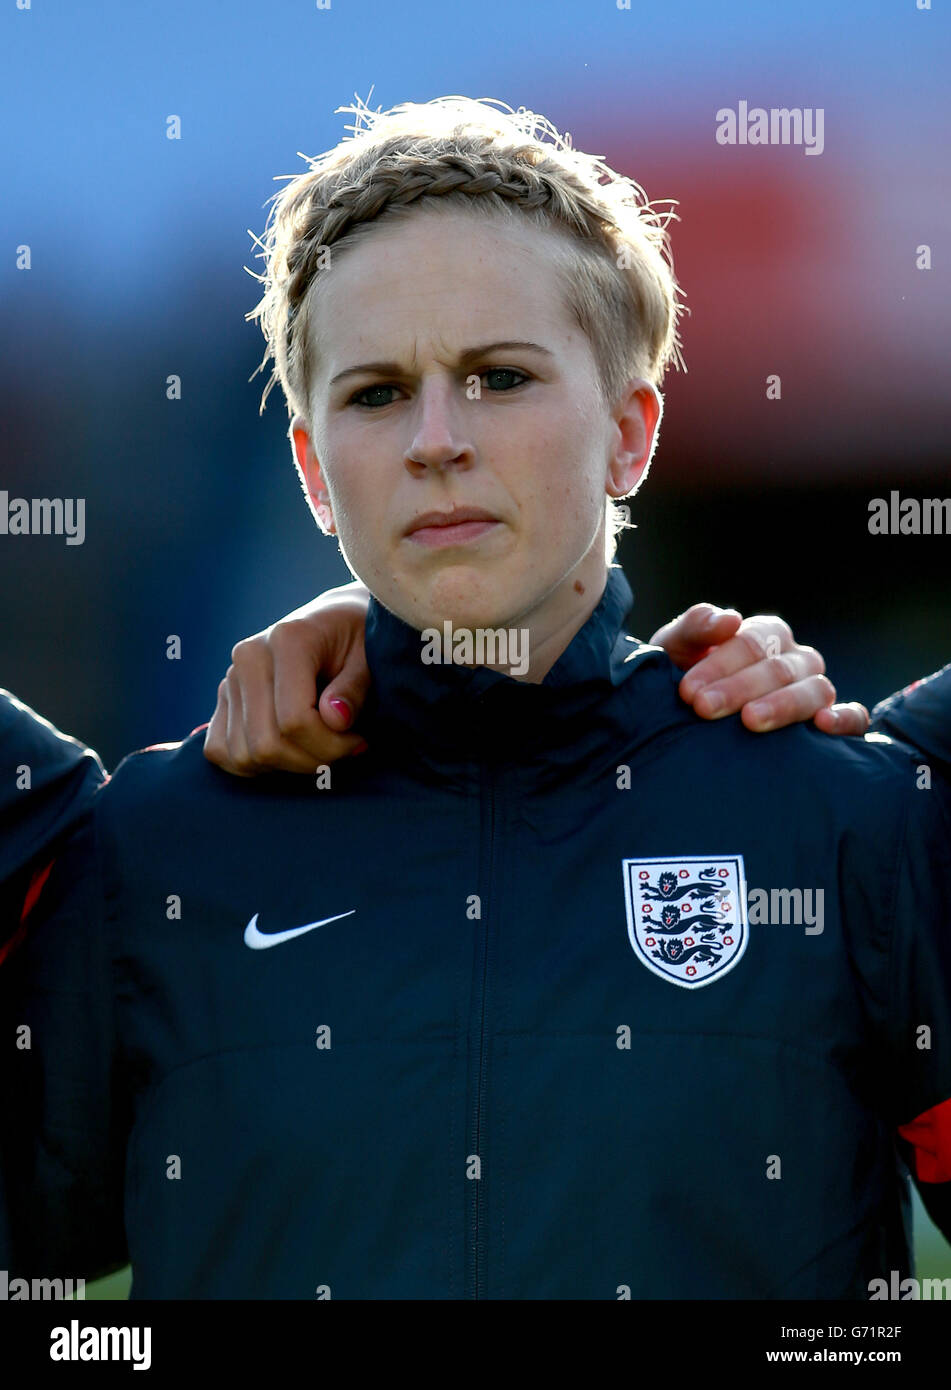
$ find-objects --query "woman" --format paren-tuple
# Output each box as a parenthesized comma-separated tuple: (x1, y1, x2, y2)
(2, 95, 949, 1300)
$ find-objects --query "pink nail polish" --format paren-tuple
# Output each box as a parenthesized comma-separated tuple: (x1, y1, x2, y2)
(328, 697, 352, 721)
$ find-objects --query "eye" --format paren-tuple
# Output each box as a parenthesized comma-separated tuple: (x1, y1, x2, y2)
(347, 383, 403, 409)
(481, 367, 529, 391)
(346, 367, 530, 410)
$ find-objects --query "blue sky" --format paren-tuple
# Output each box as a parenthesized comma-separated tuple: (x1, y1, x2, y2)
(2, 0, 946, 303)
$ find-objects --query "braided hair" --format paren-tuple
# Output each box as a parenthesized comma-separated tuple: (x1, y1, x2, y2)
(248, 95, 687, 553)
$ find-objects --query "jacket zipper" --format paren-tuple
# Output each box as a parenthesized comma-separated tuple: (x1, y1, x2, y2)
(468, 746, 498, 1299)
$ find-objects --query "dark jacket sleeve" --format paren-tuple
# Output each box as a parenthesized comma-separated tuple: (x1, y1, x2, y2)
(881, 755, 951, 1241)
(869, 664, 951, 771)
(0, 807, 130, 1283)
(0, 689, 105, 958)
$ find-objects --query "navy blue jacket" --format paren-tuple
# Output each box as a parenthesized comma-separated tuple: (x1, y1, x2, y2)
(2, 574, 950, 1299)
(0, 688, 104, 958)
(870, 662, 951, 771)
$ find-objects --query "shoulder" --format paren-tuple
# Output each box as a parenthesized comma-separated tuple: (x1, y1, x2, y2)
(102, 727, 277, 806)
(105, 727, 223, 796)
(871, 662, 951, 769)
(96, 727, 319, 833)
(692, 694, 927, 791)
(618, 647, 933, 828)
(0, 689, 105, 885)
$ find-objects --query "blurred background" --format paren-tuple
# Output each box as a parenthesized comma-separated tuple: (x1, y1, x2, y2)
(0, 0, 948, 1297)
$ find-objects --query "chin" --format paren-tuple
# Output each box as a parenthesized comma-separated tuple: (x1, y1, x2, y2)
(413, 567, 518, 631)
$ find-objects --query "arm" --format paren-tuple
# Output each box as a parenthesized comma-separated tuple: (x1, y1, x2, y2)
(868, 663, 951, 770)
(0, 689, 105, 960)
(0, 808, 129, 1282)
(884, 766, 951, 1241)
(204, 590, 870, 776)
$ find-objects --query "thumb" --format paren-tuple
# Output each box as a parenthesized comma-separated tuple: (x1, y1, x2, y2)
(318, 649, 373, 731)
(652, 604, 742, 670)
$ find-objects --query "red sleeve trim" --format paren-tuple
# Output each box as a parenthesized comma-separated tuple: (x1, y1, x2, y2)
(0, 856, 55, 969)
(898, 1096, 951, 1183)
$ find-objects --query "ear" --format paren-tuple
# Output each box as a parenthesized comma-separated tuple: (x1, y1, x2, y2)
(605, 379, 663, 501)
(290, 414, 337, 535)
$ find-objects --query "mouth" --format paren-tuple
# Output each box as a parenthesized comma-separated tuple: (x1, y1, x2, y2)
(404, 506, 502, 550)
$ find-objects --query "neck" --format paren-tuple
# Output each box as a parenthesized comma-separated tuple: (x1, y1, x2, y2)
(415, 559, 610, 685)
(504, 568, 609, 683)
(358, 565, 641, 768)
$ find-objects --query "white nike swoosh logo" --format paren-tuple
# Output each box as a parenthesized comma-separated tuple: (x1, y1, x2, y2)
(243, 909, 356, 949)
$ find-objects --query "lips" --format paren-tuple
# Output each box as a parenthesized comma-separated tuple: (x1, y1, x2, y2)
(404, 506, 500, 536)
(403, 506, 502, 550)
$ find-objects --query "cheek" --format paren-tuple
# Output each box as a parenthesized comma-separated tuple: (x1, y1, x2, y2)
(330, 487, 377, 560)
(542, 405, 602, 490)
(318, 447, 374, 531)
(532, 442, 605, 536)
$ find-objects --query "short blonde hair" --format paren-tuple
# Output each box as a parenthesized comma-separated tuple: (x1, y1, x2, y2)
(249, 95, 687, 555)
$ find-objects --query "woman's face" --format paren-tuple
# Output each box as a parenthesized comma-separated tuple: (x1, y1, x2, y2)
(291, 207, 660, 639)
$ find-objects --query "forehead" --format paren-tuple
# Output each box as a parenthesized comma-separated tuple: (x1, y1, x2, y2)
(305, 208, 580, 372)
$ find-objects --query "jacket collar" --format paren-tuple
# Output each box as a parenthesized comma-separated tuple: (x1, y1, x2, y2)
(358, 566, 662, 767)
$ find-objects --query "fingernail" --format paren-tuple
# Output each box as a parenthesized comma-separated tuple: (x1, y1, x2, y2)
(350, 738, 369, 756)
(747, 699, 774, 729)
(696, 688, 724, 716)
(328, 697, 352, 721)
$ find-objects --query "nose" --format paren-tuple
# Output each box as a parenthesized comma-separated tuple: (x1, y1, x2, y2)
(404, 373, 473, 475)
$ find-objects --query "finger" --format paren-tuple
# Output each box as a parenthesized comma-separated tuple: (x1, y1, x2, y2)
(227, 665, 325, 775)
(221, 605, 373, 771)
(650, 602, 720, 648)
(231, 657, 354, 772)
(265, 618, 332, 741)
(679, 616, 800, 699)
(651, 605, 742, 669)
(268, 619, 364, 739)
(203, 678, 250, 773)
(319, 647, 373, 731)
(270, 709, 368, 766)
(224, 668, 259, 775)
(230, 642, 290, 766)
(740, 674, 838, 733)
(813, 702, 871, 737)
(265, 637, 367, 764)
(690, 648, 826, 719)
(268, 612, 372, 757)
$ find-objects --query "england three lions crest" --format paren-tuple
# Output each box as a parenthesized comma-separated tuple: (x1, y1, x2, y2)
(622, 855, 748, 989)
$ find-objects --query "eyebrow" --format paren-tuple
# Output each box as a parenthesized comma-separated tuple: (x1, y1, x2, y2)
(328, 341, 555, 388)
